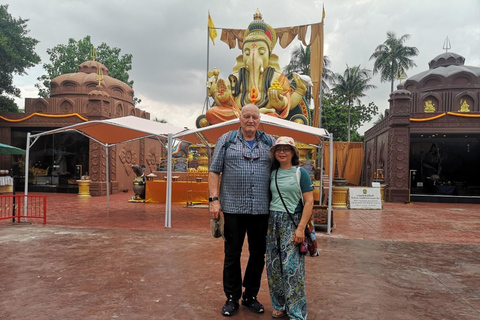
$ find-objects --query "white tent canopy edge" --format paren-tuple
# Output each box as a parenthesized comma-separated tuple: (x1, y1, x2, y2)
(23, 116, 187, 216)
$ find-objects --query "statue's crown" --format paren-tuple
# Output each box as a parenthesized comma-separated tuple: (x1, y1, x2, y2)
(243, 9, 277, 52)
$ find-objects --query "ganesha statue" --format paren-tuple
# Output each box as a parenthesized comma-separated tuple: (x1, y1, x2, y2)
(196, 9, 312, 128)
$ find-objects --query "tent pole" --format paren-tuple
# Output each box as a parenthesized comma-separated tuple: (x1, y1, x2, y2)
(23, 132, 31, 221)
(319, 143, 323, 205)
(165, 133, 173, 228)
(327, 133, 334, 235)
(106, 144, 110, 207)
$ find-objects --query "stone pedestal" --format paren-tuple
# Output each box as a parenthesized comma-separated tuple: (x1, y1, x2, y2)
(77, 180, 91, 198)
(332, 186, 348, 209)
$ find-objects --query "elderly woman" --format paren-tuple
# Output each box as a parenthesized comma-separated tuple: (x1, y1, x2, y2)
(266, 136, 314, 320)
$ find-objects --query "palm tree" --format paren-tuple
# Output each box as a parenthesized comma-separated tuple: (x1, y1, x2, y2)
(370, 31, 419, 93)
(373, 112, 385, 125)
(332, 65, 376, 141)
(283, 44, 334, 99)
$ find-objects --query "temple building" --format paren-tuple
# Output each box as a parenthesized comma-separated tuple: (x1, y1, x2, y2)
(363, 51, 480, 203)
(0, 60, 163, 195)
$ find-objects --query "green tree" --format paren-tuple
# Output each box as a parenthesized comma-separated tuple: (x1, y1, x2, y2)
(283, 44, 334, 99)
(370, 31, 419, 93)
(321, 92, 378, 142)
(0, 5, 41, 111)
(332, 65, 376, 141)
(36, 35, 141, 104)
(0, 96, 19, 113)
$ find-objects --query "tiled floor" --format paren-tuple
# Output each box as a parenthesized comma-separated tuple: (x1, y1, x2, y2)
(1, 192, 479, 319)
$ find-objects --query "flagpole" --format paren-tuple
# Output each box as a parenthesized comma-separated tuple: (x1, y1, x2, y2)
(204, 11, 211, 114)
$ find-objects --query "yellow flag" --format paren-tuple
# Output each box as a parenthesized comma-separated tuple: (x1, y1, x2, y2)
(208, 12, 217, 45)
(322, 5, 326, 21)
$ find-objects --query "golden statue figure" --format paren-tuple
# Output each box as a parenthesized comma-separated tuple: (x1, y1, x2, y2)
(424, 100, 435, 113)
(200, 10, 309, 127)
(458, 99, 470, 112)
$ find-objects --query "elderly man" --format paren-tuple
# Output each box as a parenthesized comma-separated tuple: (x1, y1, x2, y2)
(209, 104, 275, 316)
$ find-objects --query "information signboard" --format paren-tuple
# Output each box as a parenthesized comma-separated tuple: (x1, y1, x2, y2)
(348, 187, 382, 209)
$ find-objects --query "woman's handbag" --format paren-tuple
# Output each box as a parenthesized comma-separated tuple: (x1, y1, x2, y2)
(275, 169, 319, 257)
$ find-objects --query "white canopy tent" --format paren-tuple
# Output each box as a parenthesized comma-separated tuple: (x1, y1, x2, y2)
(23, 116, 186, 212)
(170, 114, 334, 234)
(22, 115, 334, 234)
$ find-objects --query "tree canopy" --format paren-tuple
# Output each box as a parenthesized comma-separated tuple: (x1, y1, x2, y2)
(0, 4, 41, 111)
(321, 92, 378, 142)
(283, 44, 334, 99)
(36, 35, 140, 104)
(370, 31, 419, 92)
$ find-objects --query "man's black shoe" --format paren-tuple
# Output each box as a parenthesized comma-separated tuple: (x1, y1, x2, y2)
(241, 292, 264, 314)
(222, 296, 239, 316)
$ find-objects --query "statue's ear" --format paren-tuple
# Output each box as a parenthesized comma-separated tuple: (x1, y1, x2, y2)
(228, 74, 237, 88)
(232, 55, 244, 73)
(269, 54, 282, 72)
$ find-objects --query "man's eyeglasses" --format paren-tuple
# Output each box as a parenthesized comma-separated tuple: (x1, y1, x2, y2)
(242, 144, 261, 160)
(275, 146, 292, 153)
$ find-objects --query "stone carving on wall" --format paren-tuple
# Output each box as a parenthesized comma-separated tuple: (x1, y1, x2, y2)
(102, 102, 110, 116)
(146, 150, 158, 173)
(388, 132, 409, 189)
(119, 147, 136, 176)
(458, 99, 470, 112)
(140, 140, 145, 167)
(60, 100, 73, 114)
(424, 100, 435, 113)
(110, 146, 117, 181)
(35, 101, 47, 113)
(116, 104, 123, 117)
(90, 141, 106, 182)
(87, 101, 101, 114)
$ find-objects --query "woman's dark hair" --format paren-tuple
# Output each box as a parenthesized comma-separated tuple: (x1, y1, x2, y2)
(271, 145, 299, 170)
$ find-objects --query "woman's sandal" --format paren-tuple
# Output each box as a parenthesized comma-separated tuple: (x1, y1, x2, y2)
(272, 309, 287, 318)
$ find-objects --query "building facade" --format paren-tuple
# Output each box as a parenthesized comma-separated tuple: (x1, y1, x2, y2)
(363, 52, 480, 202)
(0, 60, 163, 195)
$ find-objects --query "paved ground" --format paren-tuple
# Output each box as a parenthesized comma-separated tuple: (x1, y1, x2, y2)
(1, 192, 480, 320)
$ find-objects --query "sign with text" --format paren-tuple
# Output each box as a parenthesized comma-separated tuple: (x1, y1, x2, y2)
(348, 187, 382, 209)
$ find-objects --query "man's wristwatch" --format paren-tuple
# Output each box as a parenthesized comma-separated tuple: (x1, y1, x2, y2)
(209, 197, 219, 202)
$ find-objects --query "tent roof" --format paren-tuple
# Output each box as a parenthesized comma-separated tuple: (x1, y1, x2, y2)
(30, 116, 186, 146)
(174, 114, 330, 146)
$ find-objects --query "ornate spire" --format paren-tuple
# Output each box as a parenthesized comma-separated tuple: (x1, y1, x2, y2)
(443, 36, 451, 53)
(96, 67, 104, 86)
(90, 46, 96, 61)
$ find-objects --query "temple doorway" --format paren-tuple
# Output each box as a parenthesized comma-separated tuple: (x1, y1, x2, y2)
(10, 129, 90, 193)
(409, 133, 480, 199)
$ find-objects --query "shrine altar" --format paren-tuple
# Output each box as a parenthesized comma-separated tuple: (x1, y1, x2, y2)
(145, 180, 208, 204)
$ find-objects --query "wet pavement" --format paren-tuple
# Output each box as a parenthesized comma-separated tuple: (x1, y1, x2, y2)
(1, 192, 480, 320)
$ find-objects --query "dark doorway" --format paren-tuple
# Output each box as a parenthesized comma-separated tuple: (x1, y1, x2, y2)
(410, 133, 480, 198)
(11, 129, 89, 193)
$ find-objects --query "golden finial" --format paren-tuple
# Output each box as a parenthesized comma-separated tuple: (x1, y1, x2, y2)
(96, 67, 104, 86)
(396, 69, 406, 84)
(253, 8, 262, 20)
(91, 46, 96, 61)
(443, 36, 451, 53)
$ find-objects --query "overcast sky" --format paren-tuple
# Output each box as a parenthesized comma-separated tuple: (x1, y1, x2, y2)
(8, 0, 480, 133)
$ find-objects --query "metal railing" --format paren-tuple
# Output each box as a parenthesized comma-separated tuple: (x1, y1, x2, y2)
(0, 195, 47, 224)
